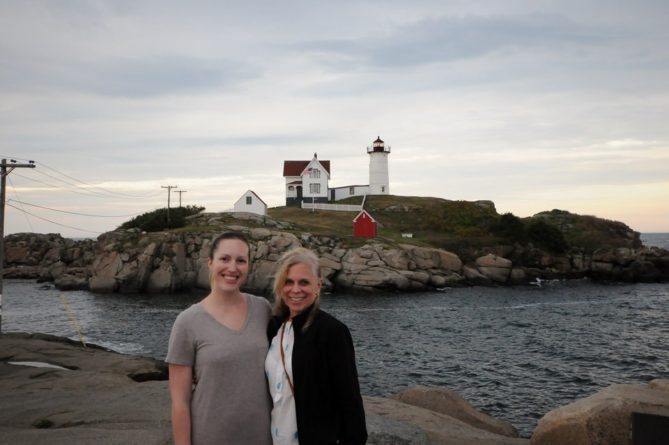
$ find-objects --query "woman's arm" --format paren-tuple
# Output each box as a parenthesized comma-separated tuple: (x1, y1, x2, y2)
(169, 364, 193, 445)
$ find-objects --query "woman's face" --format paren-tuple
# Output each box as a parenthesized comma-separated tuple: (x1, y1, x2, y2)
(281, 262, 321, 318)
(208, 238, 250, 293)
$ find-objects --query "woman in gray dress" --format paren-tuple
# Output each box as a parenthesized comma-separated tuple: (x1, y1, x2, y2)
(167, 232, 272, 445)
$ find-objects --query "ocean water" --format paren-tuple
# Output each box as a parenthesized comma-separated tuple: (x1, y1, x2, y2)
(641, 232, 669, 250)
(3, 278, 668, 438)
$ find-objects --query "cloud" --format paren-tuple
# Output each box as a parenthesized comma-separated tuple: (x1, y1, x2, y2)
(291, 13, 611, 69)
(0, 51, 258, 97)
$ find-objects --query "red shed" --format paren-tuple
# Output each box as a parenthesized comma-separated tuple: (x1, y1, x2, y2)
(353, 209, 377, 238)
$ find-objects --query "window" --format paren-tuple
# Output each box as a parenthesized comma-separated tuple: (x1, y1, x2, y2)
(309, 169, 320, 178)
(288, 186, 294, 191)
(381, 186, 385, 192)
(246, 196, 252, 205)
(349, 187, 354, 195)
(310, 183, 321, 194)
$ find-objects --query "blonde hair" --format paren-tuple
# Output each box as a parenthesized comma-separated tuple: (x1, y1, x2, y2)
(272, 247, 321, 329)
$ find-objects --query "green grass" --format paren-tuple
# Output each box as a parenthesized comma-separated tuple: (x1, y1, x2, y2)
(118, 195, 639, 256)
(268, 195, 501, 250)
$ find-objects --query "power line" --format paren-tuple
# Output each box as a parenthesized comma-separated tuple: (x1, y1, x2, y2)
(37, 160, 163, 199)
(12, 171, 162, 201)
(32, 168, 123, 199)
(7, 199, 140, 218)
(2, 154, 162, 199)
(7, 176, 34, 232)
(6, 203, 103, 234)
(12, 171, 132, 199)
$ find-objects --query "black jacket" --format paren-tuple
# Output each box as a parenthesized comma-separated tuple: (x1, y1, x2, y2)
(268, 307, 367, 445)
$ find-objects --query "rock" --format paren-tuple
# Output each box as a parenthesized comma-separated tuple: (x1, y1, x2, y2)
(89, 276, 118, 293)
(476, 254, 512, 283)
(530, 381, 669, 445)
(146, 260, 174, 293)
(463, 266, 491, 285)
(392, 386, 518, 438)
(509, 268, 527, 284)
(5, 220, 669, 294)
(366, 414, 430, 445)
(0, 333, 170, 445)
(319, 253, 342, 270)
(54, 274, 89, 291)
(364, 396, 528, 445)
(196, 258, 210, 289)
(649, 379, 669, 392)
(476, 254, 512, 269)
(437, 250, 463, 273)
(249, 227, 272, 240)
(246, 259, 276, 294)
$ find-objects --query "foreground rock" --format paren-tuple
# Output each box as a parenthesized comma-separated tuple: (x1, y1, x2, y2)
(1, 333, 533, 445)
(530, 380, 669, 445)
(392, 385, 519, 438)
(0, 333, 170, 445)
(364, 396, 529, 445)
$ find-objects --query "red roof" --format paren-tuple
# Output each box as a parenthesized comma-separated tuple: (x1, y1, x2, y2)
(283, 160, 331, 177)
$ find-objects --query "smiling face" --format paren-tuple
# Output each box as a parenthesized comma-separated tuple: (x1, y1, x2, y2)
(281, 262, 322, 318)
(208, 238, 250, 294)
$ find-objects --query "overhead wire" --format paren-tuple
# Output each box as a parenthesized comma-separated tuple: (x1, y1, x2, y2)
(2, 154, 167, 233)
(37, 160, 163, 199)
(11, 171, 136, 200)
(7, 176, 35, 232)
(7, 199, 139, 218)
(6, 203, 103, 235)
(1, 154, 163, 199)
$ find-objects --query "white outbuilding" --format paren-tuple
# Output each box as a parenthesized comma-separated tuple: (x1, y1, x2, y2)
(233, 190, 267, 216)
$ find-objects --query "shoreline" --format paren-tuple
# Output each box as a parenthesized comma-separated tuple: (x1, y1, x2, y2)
(2, 332, 668, 444)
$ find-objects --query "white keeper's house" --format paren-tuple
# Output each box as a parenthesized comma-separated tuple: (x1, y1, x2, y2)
(282, 136, 391, 206)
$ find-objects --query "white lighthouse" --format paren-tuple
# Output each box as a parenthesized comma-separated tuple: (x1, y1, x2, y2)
(368, 136, 390, 195)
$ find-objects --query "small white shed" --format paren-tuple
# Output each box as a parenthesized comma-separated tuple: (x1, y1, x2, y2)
(233, 190, 267, 216)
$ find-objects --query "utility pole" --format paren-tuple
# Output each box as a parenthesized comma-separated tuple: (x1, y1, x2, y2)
(1, 159, 36, 333)
(161, 185, 177, 228)
(175, 190, 187, 208)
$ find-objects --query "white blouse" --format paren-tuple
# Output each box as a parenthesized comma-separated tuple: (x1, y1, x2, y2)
(265, 321, 299, 445)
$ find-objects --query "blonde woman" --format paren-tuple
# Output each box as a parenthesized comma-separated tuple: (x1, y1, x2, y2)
(167, 232, 272, 445)
(265, 247, 367, 444)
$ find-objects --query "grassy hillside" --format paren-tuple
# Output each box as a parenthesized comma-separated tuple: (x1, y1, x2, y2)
(267, 195, 640, 254)
(271, 195, 504, 251)
(115, 195, 639, 257)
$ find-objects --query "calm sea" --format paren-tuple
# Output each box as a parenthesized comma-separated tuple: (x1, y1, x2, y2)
(2, 233, 668, 437)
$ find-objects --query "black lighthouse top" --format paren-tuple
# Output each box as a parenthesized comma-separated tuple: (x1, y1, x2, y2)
(368, 136, 390, 153)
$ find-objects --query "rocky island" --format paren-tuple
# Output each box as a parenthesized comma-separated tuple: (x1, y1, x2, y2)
(4, 196, 669, 294)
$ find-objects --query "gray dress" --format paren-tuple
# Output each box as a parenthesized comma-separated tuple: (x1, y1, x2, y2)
(166, 294, 272, 445)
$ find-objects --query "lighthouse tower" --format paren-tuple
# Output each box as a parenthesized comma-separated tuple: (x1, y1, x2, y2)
(367, 136, 390, 195)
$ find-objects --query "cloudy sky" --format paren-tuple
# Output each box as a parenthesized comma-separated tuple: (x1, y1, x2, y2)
(2, 0, 668, 237)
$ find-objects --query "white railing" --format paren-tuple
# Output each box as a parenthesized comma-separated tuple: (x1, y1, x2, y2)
(301, 202, 362, 212)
